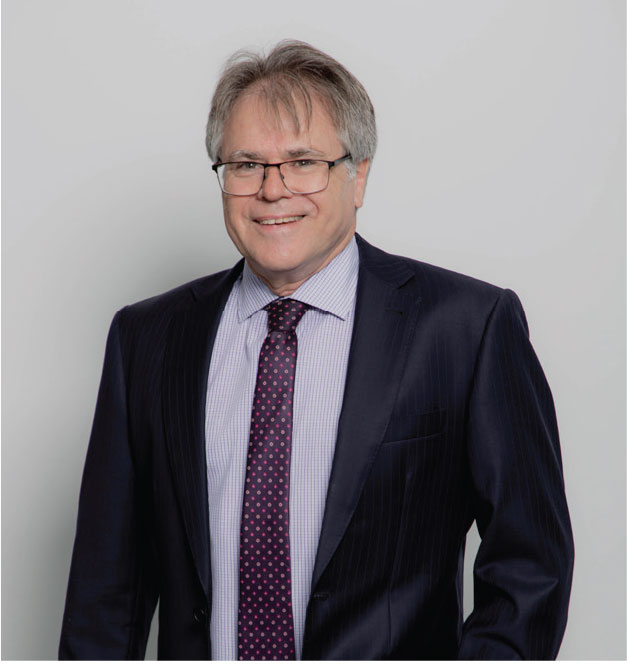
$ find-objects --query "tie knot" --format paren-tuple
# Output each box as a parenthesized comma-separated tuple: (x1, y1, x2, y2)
(264, 298, 310, 333)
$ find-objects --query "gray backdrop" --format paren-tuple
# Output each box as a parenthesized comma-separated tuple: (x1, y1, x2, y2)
(2, 0, 625, 659)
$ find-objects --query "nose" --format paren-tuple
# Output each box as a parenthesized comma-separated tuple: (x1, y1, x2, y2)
(257, 165, 292, 201)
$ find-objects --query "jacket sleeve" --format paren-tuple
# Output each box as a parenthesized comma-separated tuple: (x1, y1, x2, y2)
(458, 289, 574, 660)
(59, 310, 159, 660)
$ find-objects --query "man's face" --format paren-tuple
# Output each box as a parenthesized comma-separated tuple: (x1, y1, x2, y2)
(218, 91, 369, 293)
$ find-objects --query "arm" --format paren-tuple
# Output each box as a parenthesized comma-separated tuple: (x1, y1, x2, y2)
(458, 289, 574, 660)
(59, 311, 158, 660)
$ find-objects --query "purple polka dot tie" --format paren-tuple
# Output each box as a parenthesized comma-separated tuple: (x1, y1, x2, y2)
(238, 298, 310, 661)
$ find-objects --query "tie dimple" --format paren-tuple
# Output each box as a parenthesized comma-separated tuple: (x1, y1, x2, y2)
(237, 299, 310, 661)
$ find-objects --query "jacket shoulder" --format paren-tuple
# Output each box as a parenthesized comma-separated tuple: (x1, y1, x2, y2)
(117, 264, 241, 330)
(360, 239, 529, 358)
(357, 234, 507, 314)
(407, 255, 504, 305)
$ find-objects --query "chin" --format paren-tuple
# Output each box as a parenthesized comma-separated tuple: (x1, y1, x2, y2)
(253, 245, 305, 267)
(255, 258, 304, 279)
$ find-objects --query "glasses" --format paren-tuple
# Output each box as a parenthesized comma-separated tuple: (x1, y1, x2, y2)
(212, 154, 352, 196)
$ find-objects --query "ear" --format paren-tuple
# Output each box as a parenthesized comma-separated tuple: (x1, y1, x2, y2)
(353, 159, 370, 209)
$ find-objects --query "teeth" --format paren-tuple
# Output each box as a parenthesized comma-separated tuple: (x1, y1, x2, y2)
(258, 216, 303, 225)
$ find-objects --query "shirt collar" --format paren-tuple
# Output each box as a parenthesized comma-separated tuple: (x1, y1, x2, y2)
(236, 234, 359, 323)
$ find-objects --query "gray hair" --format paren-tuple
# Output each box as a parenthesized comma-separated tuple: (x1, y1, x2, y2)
(205, 40, 377, 175)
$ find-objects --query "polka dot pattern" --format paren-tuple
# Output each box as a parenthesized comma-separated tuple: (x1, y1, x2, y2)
(237, 298, 310, 661)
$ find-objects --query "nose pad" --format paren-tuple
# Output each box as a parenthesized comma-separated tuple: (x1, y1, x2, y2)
(259, 165, 291, 199)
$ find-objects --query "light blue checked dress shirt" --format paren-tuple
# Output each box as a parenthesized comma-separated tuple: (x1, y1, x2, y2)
(205, 236, 359, 660)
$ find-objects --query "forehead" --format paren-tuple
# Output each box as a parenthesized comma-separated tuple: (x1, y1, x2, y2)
(220, 91, 341, 160)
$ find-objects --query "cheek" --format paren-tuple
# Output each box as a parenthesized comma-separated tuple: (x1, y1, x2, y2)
(327, 178, 354, 210)
(319, 188, 354, 228)
(223, 200, 246, 229)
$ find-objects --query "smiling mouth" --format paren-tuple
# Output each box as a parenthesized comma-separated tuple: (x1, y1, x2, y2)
(255, 215, 305, 226)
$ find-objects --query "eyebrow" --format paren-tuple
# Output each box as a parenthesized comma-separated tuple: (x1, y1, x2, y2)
(224, 147, 326, 162)
(225, 150, 263, 161)
(285, 148, 326, 158)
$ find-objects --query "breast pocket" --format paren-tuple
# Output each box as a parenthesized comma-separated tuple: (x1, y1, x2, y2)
(381, 408, 447, 444)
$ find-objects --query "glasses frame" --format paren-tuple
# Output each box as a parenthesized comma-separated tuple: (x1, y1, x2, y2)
(211, 153, 352, 196)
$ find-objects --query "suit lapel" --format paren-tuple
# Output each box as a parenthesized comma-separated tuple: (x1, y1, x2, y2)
(162, 261, 243, 598)
(310, 235, 422, 592)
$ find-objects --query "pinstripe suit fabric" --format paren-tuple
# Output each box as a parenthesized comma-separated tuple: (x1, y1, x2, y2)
(59, 233, 573, 660)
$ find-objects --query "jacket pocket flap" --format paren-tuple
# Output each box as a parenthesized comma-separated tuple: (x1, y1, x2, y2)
(382, 408, 446, 444)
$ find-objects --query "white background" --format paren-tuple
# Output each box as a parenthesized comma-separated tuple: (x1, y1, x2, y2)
(2, 0, 625, 659)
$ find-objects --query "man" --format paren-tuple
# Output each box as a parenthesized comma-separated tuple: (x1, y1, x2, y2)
(60, 40, 574, 660)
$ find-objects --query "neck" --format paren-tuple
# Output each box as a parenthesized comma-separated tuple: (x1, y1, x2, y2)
(253, 266, 319, 297)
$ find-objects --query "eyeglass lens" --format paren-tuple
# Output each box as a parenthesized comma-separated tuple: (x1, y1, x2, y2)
(217, 160, 330, 195)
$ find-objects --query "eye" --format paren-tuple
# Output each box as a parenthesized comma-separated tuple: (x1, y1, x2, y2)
(233, 161, 260, 170)
(294, 159, 316, 168)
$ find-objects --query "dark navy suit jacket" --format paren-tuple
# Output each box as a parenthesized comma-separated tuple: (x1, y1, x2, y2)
(59, 234, 574, 659)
